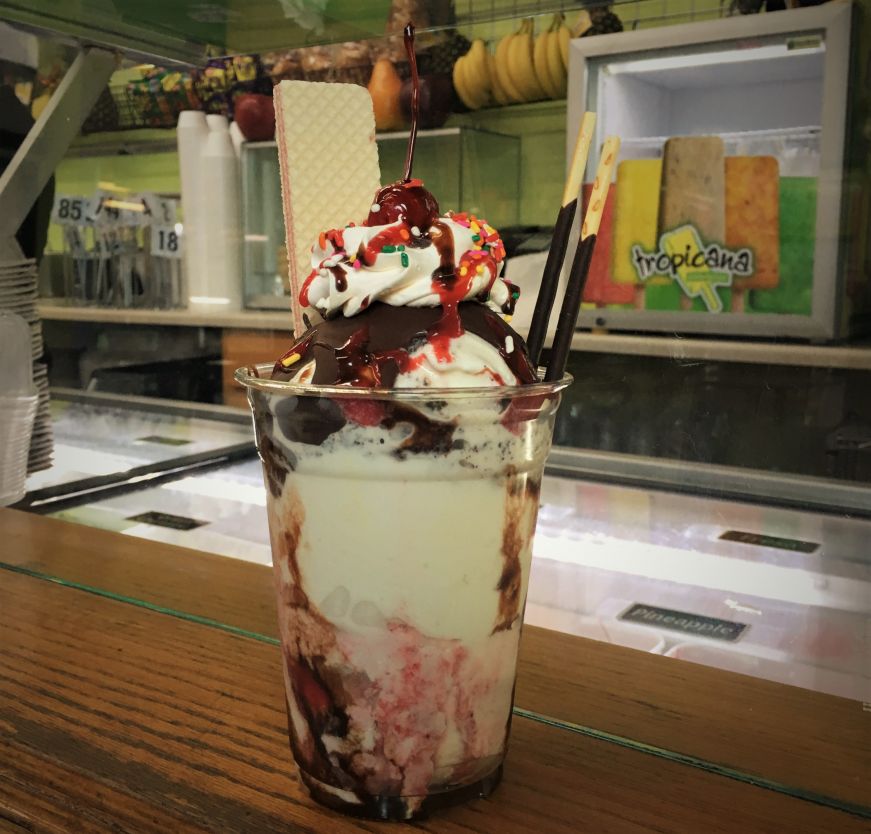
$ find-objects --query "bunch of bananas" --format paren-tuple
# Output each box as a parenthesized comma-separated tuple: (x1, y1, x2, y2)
(452, 14, 572, 111)
(452, 39, 495, 110)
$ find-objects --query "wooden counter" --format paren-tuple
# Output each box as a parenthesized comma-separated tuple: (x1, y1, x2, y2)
(1, 509, 869, 832)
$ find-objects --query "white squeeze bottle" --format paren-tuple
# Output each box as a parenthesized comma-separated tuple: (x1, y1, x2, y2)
(197, 114, 243, 310)
(207, 113, 228, 131)
(228, 120, 244, 159)
(176, 110, 209, 307)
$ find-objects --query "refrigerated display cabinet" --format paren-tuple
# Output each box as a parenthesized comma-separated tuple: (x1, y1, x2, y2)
(49, 456, 271, 563)
(566, 3, 866, 340)
(21, 390, 256, 509)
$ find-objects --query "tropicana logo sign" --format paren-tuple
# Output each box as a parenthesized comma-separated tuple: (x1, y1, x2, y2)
(630, 224, 754, 312)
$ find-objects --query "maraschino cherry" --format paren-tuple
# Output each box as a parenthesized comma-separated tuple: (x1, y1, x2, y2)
(366, 180, 439, 230)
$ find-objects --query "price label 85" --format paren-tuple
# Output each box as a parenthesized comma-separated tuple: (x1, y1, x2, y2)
(52, 195, 92, 225)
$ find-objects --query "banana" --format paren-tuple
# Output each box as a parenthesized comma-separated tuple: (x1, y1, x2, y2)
(558, 23, 571, 70)
(464, 47, 493, 109)
(508, 19, 546, 102)
(452, 55, 479, 110)
(489, 53, 510, 105)
(466, 39, 491, 99)
(572, 10, 593, 38)
(533, 25, 559, 98)
(545, 21, 567, 98)
(476, 44, 495, 108)
(494, 34, 524, 103)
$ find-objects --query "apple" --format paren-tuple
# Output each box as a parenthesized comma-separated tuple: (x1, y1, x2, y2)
(399, 74, 453, 129)
(233, 93, 275, 141)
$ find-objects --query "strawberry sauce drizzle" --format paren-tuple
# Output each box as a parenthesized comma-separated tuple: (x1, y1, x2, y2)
(425, 220, 464, 363)
(299, 269, 317, 307)
(274, 332, 315, 376)
(362, 224, 413, 265)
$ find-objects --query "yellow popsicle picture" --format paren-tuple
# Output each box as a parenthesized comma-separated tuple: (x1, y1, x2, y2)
(661, 224, 731, 313)
(613, 159, 663, 308)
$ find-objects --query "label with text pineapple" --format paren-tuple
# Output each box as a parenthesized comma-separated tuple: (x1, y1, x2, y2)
(620, 603, 748, 642)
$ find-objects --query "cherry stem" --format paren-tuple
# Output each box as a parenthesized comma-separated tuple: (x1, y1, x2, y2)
(402, 21, 418, 183)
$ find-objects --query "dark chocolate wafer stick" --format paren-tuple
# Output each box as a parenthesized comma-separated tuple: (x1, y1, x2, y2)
(527, 112, 596, 366)
(545, 136, 621, 382)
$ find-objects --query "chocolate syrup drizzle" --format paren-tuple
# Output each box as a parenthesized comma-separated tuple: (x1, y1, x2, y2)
(272, 302, 535, 389)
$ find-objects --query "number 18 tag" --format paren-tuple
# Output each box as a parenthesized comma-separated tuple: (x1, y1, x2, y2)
(151, 225, 183, 258)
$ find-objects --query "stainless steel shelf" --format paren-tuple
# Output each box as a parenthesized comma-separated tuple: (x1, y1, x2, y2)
(565, 331, 871, 371)
(39, 301, 871, 369)
(38, 301, 292, 331)
(67, 129, 178, 158)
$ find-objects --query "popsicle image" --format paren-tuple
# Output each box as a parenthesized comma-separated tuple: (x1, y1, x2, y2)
(725, 156, 780, 313)
(581, 182, 633, 308)
(659, 136, 725, 311)
(662, 224, 731, 313)
(612, 158, 663, 310)
(750, 176, 816, 315)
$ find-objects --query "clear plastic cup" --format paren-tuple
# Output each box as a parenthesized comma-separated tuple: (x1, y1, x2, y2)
(236, 364, 570, 820)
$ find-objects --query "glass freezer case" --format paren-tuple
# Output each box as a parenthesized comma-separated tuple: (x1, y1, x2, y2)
(21, 390, 256, 507)
(22, 392, 869, 703)
(50, 457, 271, 564)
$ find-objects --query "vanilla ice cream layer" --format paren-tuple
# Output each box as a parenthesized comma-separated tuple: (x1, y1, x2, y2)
(260, 391, 554, 641)
(269, 466, 533, 642)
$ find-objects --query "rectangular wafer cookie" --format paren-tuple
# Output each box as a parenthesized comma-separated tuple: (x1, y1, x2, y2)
(273, 80, 382, 334)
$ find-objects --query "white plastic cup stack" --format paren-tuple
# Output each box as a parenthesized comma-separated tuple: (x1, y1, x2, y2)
(0, 311, 38, 506)
(197, 114, 243, 311)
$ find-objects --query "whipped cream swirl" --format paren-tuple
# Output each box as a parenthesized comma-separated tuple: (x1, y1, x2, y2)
(300, 213, 514, 319)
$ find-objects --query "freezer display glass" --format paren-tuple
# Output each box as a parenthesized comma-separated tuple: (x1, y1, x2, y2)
(57, 452, 870, 702)
(527, 475, 870, 702)
(49, 457, 271, 563)
(25, 397, 254, 493)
